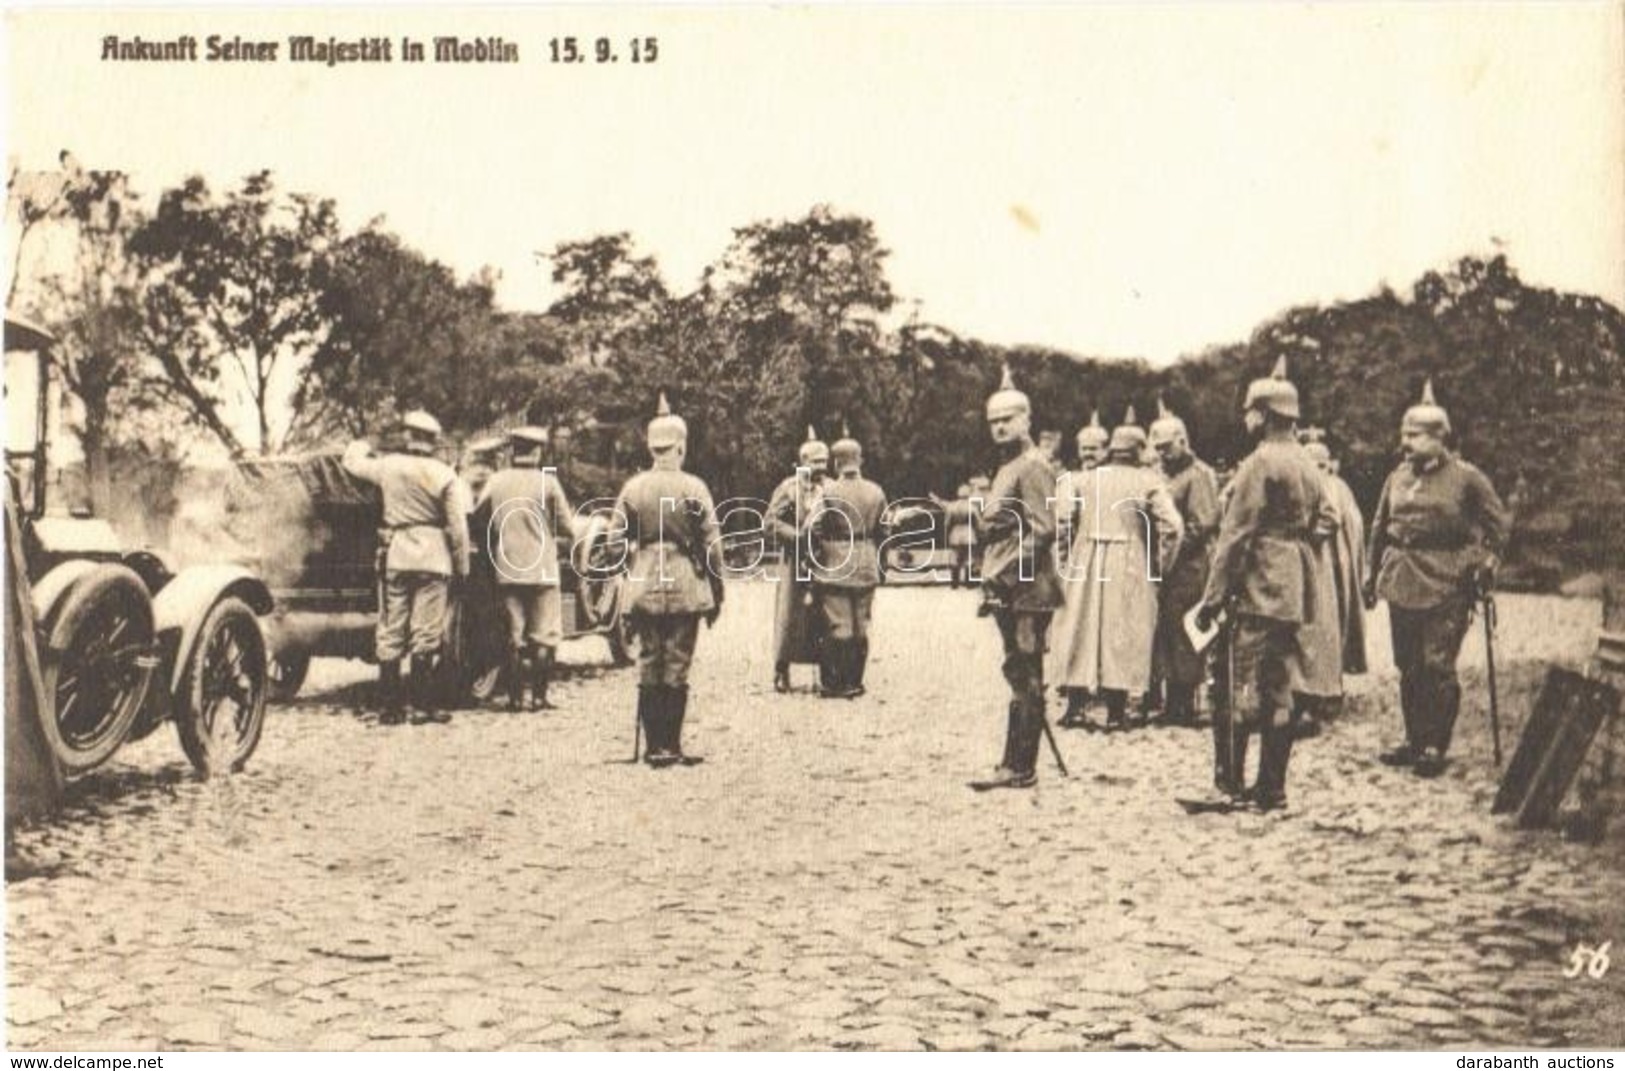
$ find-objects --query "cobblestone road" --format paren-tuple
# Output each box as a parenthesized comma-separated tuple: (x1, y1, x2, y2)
(8, 583, 1624, 1051)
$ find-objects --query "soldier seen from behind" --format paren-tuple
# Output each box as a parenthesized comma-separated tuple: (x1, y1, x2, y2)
(800, 431, 887, 699)
(1194, 358, 1335, 811)
(478, 427, 575, 712)
(611, 393, 725, 768)
(1365, 380, 1511, 779)
(343, 409, 471, 725)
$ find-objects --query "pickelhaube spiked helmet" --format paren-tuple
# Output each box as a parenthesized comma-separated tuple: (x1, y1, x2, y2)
(646, 391, 688, 449)
(402, 409, 443, 438)
(1075, 408, 1109, 449)
(1108, 403, 1147, 453)
(1148, 394, 1188, 445)
(985, 363, 1031, 420)
(1401, 378, 1451, 434)
(830, 421, 862, 472)
(798, 423, 829, 465)
(1243, 355, 1301, 419)
(1302, 440, 1333, 470)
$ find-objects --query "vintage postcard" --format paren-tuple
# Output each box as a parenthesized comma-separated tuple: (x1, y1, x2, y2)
(5, 3, 1624, 1055)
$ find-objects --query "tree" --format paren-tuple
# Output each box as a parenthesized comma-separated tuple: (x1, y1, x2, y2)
(543, 232, 669, 368)
(129, 172, 339, 456)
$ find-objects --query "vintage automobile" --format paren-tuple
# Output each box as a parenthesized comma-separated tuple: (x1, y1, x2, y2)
(223, 451, 635, 703)
(4, 317, 273, 777)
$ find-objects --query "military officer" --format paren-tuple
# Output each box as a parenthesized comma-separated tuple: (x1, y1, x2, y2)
(343, 409, 471, 724)
(801, 432, 887, 698)
(767, 426, 829, 692)
(1365, 380, 1510, 778)
(1194, 358, 1336, 809)
(975, 367, 1065, 789)
(1056, 410, 1109, 546)
(1150, 397, 1221, 727)
(478, 426, 575, 711)
(611, 393, 725, 768)
(1050, 408, 1183, 730)
(1305, 440, 1369, 678)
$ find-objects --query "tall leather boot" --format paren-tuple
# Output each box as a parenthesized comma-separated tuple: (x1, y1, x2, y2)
(821, 640, 851, 698)
(506, 648, 525, 711)
(995, 701, 1021, 774)
(1165, 683, 1197, 727)
(1381, 675, 1422, 765)
(646, 686, 680, 768)
(850, 638, 869, 697)
(530, 646, 556, 711)
(670, 685, 699, 764)
(1433, 679, 1462, 758)
(637, 686, 663, 766)
(379, 659, 404, 725)
(1252, 722, 1293, 810)
(411, 654, 449, 723)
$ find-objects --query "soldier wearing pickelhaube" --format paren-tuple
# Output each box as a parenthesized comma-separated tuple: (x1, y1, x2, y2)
(343, 409, 472, 724)
(1149, 396, 1222, 727)
(1050, 405, 1182, 730)
(800, 429, 888, 698)
(611, 392, 725, 767)
(1366, 380, 1510, 778)
(1055, 410, 1110, 563)
(766, 426, 830, 692)
(478, 426, 575, 711)
(974, 366, 1065, 789)
(1194, 358, 1336, 809)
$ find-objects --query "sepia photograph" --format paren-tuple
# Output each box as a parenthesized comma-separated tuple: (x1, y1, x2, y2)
(4, 2, 1625, 1055)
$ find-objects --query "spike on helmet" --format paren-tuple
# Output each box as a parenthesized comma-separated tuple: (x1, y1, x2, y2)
(1243, 354, 1300, 419)
(985, 363, 1031, 420)
(798, 423, 829, 465)
(1148, 393, 1188, 446)
(646, 390, 688, 450)
(1402, 377, 1451, 434)
(1076, 408, 1109, 449)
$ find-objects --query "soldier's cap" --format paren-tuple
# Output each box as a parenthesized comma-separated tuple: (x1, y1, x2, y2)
(401, 409, 442, 438)
(465, 434, 506, 458)
(985, 363, 1030, 420)
(508, 426, 550, 448)
(1076, 408, 1110, 449)
(1401, 378, 1451, 434)
(798, 423, 829, 464)
(1243, 355, 1300, 419)
(1148, 395, 1188, 445)
(1108, 405, 1147, 453)
(646, 391, 688, 450)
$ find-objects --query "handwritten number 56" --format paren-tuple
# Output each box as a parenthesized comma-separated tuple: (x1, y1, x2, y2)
(1564, 941, 1611, 979)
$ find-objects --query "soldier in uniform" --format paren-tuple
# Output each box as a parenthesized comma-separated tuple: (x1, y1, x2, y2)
(767, 427, 829, 692)
(801, 433, 887, 698)
(1194, 358, 1335, 809)
(974, 367, 1065, 789)
(1150, 398, 1221, 727)
(459, 435, 507, 503)
(1050, 409, 1182, 730)
(1365, 380, 1510, 778)
(942, 482, 977, 589)
(612, 393, 725, 768)
(343, 410, 471, 724)
(478, 427, 575, 711)
(1305, 440, 1369, 678)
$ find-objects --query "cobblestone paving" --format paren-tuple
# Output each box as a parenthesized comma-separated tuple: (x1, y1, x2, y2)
(8, 584, 1624, 1050)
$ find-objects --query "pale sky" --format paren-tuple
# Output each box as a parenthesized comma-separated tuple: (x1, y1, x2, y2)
(7, 3, 1624, 366)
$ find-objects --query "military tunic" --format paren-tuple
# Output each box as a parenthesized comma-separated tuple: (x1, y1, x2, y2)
(611, 460, 723, 688)
(766, 471, 824, 666)
(478, 467, 574, 651)
(1201, 438, 1335, 726)
(1049, 464, 1183, 695)
(1325, 472, 1368, 675)
(342, 442, 471, 662)
(1296, 485, 1347, 700)
(1367, 454, 1510, 756)
(1154, 455, 1221, 694)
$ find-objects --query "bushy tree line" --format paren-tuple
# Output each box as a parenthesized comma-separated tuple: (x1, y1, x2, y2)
(10, 160, 1623, 583)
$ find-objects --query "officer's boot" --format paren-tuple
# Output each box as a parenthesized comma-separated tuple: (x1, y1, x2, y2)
(1416, 677, 1458, 777)
(1012, 692, 1045, 785)
(379, 659, 404, 725)
(637, 686, 663, 766)
(1104, 689, 1128, 731)
(506, 647, 525, 711)
(647, 686, 681, 768)
(994, 701, 1021, 776)
(1381, 674, 1422, 766)
(411, 654, 449, 723)
(1252, 720, 1293, 811)
(849, 638, 869, 698)
(817, 641, 844, 698)
(530, 646, 556, 711)
(1213, 711, 1248, 798)
(670, 685, 701, 765)
(1165, 683, 1196, 727)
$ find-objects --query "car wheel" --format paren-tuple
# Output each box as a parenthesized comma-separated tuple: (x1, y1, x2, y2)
(39, 565, 156, 775)
(176, 597, 268, 777)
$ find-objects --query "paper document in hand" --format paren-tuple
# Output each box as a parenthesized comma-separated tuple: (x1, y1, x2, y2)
(1184, 604, 1223, 654)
